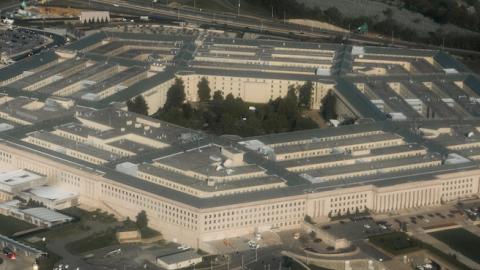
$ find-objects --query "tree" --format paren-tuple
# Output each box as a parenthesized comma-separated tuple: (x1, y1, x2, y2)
(164, 78, 186, 110)
(136, 210, 148, 230)
(324, 7, 343, 24)
(293, 116, 318, 130)
(304, 215, 314, 224)
(298, 81, 313, 108)
(182, 103, 194, 119)
(383, 8, 394, 19)
(321, 90, 337, 120)
(197, 77, 211, 102)
(212, 90, 224, 102)
(127, 95, 149, 115)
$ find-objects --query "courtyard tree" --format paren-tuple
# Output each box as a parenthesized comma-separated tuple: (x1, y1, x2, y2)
(298, 81, 313, 108)
(321, 90, 337, 120)
(197, 77, 211, 102)
(164, 78, 186, 110)
(136, 210, 148, 230)
(126, 95, 149, 116)
(212, 90, 224, 102)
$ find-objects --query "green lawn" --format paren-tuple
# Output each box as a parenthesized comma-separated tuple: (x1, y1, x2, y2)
(0, 214, 36, 237)
(65, 229, 118, 254)
(369, 232, 420, 255)
(430, 228, 480, 264)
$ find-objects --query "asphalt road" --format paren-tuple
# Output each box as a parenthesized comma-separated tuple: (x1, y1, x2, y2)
(51, 0, 480, 58)
(0, 0, 20, 15)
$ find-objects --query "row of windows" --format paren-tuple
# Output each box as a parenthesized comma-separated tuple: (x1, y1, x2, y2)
(0, 151, 12, 163)
(59, 171, 81, 188)
(205, 201, 305, 220)
(443, 178, 474, 185)
(442, 184, 473, 191)
(331, 194, 367, 202)
(205, 212, 303, 225)
(101, 183, 198, 229)
(331, 200, 367, 208)
(270, 131, 383, 148)
(277, 138, 401, 161)
(331, 205, 366, 214)
(205, 219, 302, 232)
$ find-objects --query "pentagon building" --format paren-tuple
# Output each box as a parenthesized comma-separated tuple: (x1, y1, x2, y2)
(0, 28, 480, 249)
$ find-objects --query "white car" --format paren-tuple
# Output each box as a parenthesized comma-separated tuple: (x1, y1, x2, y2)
(248, 240, 259, 249)
(177, 245, 190, 250)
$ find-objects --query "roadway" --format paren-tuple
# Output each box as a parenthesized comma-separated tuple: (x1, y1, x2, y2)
(50, 0, 480, 58)
(9, 27, 67, 61)
(0, 0, 20, 16)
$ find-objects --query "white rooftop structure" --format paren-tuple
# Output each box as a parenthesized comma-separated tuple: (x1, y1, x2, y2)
(22, 207, 73, 225)
(0, 123, 14, 132)
(0, 169, 45, 194)
(239, 140, 266, 151)
(443, 68, 459, 74)
(27, 186, 77, 201)
(388, 112, 408, 121)
(352, 46, 365, 56)
(156, 250, 202, 270)
(445, 153, 471, 165)
(21, 186, 78, 210)
(115, 162, 138, 176)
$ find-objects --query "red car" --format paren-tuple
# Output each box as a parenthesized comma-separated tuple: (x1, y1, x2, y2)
(2, 247, 16, 260)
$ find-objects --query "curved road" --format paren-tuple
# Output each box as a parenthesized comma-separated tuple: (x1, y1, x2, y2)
(10, 27, 67, 61)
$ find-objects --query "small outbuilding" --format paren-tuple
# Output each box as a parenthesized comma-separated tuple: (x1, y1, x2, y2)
(156, 250, 203, 270)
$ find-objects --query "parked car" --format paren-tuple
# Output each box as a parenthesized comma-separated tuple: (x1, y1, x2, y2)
(2, 247, 16, 260)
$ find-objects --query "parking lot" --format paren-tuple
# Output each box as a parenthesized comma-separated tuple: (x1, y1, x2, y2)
(0, 27, 49, 62)
(377, 206, 472, 233)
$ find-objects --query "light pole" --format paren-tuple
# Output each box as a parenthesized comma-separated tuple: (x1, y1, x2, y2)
(237, 0, 240, 16)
